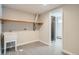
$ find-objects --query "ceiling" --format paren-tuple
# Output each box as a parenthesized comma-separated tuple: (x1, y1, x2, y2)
(3, 4, 62, 14)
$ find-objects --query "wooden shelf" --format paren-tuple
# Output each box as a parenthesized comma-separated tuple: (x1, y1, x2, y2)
(1, 18, 43, 24)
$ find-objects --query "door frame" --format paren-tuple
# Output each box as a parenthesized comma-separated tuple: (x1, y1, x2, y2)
(50, 9, 63, 46)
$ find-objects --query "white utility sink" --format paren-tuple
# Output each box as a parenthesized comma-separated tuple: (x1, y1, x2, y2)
(4, 32, 17, 42)
(3, 32, 17, 54)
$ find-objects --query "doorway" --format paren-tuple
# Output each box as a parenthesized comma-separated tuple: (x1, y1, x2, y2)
(51, 15, 62, 50)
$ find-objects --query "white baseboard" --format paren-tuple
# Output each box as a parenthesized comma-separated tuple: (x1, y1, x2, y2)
(17, 40, 39, 46)
(63, 49, 75, 55)
(39, 40, 50, 46)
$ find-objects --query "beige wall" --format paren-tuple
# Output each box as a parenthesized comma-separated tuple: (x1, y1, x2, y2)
(17, 31, 39, 46)
(2, 7, 35, 21)
(2, 21, 33, 32)
(63, 5, 79, 54)
(39, 13, 51, 45)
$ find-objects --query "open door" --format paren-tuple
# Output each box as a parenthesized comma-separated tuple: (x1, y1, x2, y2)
(51, 15, 62, 50)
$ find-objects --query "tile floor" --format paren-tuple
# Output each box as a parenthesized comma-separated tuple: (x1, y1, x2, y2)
(3, 39, 65, 55)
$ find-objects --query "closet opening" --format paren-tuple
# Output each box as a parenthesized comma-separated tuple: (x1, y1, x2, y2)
(51, 12, 63, 51)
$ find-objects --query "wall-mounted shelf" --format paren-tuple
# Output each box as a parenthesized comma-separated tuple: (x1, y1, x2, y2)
(1, 18, 43, 24)
(1, 18, 43, 31)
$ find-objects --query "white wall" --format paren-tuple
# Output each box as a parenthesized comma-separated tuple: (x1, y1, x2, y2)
(39, 13, 51, 45)
(63, 5, 79, 54)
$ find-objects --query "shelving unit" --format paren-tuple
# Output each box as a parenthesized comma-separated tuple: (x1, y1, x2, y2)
(1, 18, 43, 24)
(1, 18, 43, 31)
